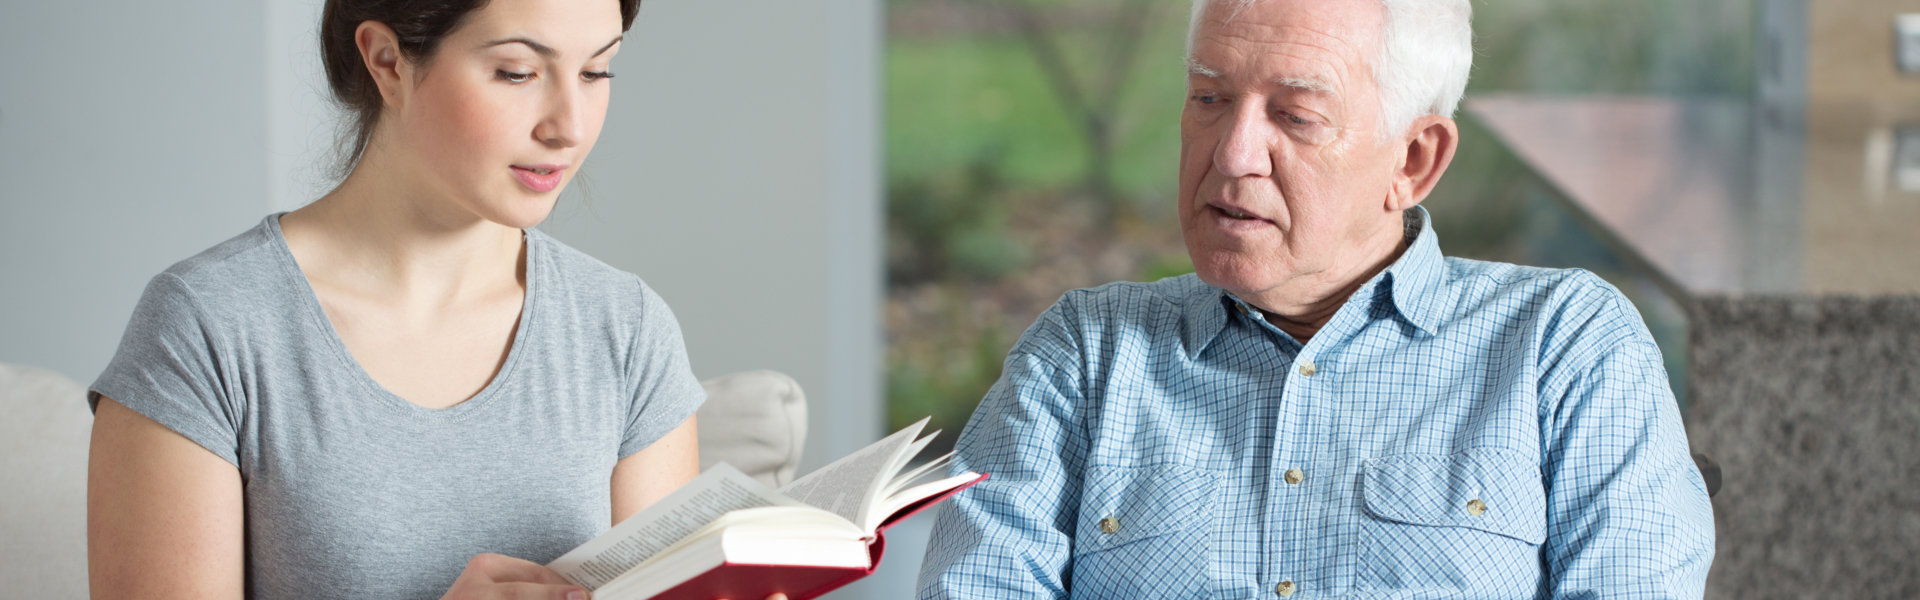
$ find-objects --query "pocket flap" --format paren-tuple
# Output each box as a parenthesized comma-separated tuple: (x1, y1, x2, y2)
(1361, 449, 1546, 544)
(1074, 463, 1214, 555)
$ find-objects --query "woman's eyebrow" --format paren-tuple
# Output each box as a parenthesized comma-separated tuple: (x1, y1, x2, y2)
(481, 36, 624, 59)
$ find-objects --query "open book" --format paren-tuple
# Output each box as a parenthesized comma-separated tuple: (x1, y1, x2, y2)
(547, 417, 986, 600)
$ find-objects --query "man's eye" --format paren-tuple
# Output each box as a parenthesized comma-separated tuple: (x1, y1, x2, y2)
(582, 71, 616, 82)
(496, 70, 534, 83)
(1190, 93, 1222, 105)
(1279, 111, 1311, 126)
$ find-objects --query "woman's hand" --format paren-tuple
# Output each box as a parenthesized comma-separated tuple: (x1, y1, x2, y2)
(441, 553, 588, 600)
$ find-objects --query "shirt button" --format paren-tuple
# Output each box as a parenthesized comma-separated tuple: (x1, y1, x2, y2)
(1298, 360, 1317, 377)
(1284, 468, 1305, 485)
(1099, 516, 1120, 534)
(1276, 580, 1296, 596)
(1467, 499, 1488, 516)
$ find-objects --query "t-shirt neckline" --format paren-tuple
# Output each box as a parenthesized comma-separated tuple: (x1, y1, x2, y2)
(261, 212, 539, 419)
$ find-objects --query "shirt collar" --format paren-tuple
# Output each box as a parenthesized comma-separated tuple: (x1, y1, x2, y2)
(1180, 206, 1451, 358)
(1377, 206, 1451, 337)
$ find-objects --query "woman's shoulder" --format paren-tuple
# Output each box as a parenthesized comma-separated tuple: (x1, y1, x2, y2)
(143, 215, 295, 310)
(523, 228, 672, 318)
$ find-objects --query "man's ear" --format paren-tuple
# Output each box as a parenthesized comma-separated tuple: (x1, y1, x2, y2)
(354, 21, 411, 109)
(1387, 115, 1460, 212)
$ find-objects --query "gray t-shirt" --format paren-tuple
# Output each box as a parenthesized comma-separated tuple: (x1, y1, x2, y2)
(89, 214, 706, 599)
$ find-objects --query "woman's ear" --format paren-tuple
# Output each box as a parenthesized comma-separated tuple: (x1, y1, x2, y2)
(354, 21, 410, 109)
(1386, 114, 1460, 212)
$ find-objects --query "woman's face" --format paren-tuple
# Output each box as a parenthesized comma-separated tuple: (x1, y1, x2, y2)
(388, 0, 624, 228)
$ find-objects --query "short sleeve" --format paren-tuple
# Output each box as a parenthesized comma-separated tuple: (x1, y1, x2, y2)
(89, 273, 242, 466)
(617, 276, 706, 458)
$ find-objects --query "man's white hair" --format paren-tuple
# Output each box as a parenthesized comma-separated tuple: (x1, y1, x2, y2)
(1188, 0, 1473, 139)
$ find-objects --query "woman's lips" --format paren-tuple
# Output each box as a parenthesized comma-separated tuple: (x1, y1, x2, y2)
(511, 165, 565, 193)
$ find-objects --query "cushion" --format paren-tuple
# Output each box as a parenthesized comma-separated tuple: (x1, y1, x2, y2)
(696, 370, 808, 488)
(0, 364, 92, 598)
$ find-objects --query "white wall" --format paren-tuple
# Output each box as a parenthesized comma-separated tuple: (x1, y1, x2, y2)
(1, 0, 894, 594)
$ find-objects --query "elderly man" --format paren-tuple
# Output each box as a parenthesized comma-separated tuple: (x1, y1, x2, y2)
(915, 0, 1715, 598)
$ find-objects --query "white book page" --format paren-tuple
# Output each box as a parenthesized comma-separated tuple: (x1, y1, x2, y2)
(875, 471, 983, 529)
(548, 464, 802, 590)
(883, 452, 953, 499)
(778, 417, 929, 530)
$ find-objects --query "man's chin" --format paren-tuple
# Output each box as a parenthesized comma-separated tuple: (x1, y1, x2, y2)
(1190, 251, 1284, 299)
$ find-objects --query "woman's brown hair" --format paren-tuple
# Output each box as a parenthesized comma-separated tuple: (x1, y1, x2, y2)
(318, 0, 641, 178)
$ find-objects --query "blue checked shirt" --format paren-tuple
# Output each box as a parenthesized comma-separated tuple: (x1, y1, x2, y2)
(917, 209, 1714, 599)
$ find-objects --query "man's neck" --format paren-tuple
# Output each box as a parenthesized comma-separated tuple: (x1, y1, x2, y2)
(1244, 215, 1411, 344)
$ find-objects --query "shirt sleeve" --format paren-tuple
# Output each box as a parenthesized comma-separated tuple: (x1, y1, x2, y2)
(1538, 297, 1715, 598)
(617, 276, 706, 459)
(88, 273, 243, 467)
(918, 304, 1088, 600)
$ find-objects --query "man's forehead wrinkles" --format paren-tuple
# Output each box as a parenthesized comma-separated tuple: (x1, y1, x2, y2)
(1212, 10, 1371, 55)
(1195, 39, 1353, 95)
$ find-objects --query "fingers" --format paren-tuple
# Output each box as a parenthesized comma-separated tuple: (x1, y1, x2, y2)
(466, 553, 574, 586)
(491, 581, 588, 600)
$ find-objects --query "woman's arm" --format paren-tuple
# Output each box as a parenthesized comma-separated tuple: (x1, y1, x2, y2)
(607, 415, 788, 600)
(609, 414, 700, 524)
(87, 396, 245, 599)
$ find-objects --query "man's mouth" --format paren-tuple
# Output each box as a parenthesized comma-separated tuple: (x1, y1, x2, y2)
(1212, 203, 1262, 220)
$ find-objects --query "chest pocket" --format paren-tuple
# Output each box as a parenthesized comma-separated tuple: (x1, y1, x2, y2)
(1356, 448, 1547, 594)
(1069, 463, 1214, 599)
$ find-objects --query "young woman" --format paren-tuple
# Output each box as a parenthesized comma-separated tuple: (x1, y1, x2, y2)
(85, 0, 780, 598)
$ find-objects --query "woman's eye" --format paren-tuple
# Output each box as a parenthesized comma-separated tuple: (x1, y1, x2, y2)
(582, 71, 616, 82)
(496, 70, 534, 83)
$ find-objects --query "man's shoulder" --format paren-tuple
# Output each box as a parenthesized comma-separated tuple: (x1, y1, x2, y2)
(1447, 255, 1626, 302)
(1439, 257, 1652, 351)
(1012, 274, 1210, 357)
(1059, 273, 1209, 310)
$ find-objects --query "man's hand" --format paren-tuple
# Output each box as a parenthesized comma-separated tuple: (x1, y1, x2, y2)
(441, 553, 588, 600)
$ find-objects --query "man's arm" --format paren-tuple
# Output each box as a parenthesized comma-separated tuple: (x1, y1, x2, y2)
(1539, 337, 1715, 598)
(917, 349, 1087, 600)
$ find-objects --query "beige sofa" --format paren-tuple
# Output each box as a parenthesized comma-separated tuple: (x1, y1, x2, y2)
(0, 364, 807, 598)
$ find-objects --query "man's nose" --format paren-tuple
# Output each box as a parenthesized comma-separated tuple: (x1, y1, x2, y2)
(534, 84, 584, 149)
(1214, 103, 1274, 179)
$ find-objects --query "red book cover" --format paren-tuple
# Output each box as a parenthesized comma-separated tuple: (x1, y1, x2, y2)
(644, 472, 988, 600)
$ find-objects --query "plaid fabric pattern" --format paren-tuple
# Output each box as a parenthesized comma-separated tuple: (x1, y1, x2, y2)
(917, 208, 1714, 599)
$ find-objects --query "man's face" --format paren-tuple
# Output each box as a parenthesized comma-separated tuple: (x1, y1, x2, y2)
(1178, 0, 1405, 300)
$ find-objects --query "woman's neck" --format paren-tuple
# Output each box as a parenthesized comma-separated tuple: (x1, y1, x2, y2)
(281, 157, 524, 307)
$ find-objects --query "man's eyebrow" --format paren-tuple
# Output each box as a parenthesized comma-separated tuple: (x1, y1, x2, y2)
(1188, 60, 1334, 95)
(1273, 76, 1334, 95)
(482, 35, 624, 59)
(1187, 58, 1221, 78)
